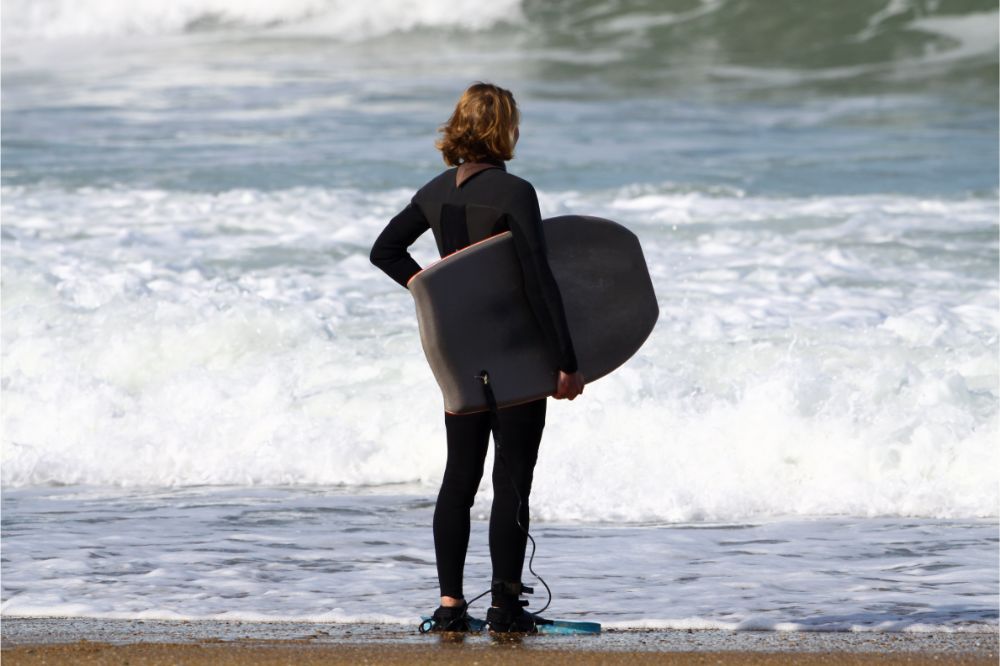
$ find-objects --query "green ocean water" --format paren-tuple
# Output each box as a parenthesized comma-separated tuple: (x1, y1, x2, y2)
(2, 0, 997, 194)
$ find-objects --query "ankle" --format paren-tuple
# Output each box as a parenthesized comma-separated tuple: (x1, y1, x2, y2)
(490, 580, 530, 610)
(440, 596, 465, 608)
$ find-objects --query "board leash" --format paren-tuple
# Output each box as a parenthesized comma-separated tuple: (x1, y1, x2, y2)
(475, 369, 553, 616)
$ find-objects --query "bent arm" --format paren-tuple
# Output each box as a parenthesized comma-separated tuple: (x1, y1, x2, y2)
(506, 182, 579, 374)
(370, 201, 429, 289)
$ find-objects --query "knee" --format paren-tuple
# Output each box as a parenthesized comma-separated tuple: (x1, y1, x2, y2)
(438, 474, 481, 510)
(492, 465, 534, 500)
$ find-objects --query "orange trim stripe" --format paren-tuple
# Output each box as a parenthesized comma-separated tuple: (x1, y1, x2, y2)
(406, 230, 513, 288)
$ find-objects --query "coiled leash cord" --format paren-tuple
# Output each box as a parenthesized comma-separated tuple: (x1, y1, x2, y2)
(419, 370, 552, 634)
(475, 369, 552, 616)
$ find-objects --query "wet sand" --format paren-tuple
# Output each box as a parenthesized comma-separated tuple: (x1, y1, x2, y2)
(2, 642, 998, 666)
(2, 618, 997, 665)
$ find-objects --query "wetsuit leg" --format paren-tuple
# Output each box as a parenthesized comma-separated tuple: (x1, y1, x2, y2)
(489, 397, 547, 586)
(434, 410, 491, 599)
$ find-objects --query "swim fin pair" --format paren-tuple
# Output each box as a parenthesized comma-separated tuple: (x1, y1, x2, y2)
(419, 613, 601, 635)
(419, 582, 601, 635)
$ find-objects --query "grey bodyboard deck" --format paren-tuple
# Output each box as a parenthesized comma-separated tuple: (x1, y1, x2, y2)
(409, 215, 658, 414)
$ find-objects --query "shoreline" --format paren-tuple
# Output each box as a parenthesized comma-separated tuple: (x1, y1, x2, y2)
(2, 618, 996, 665)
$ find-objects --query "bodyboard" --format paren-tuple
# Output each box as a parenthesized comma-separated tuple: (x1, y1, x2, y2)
(408, 215, 658, 414)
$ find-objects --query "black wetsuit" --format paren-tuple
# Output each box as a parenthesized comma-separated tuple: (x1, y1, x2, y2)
(369, 160, 577, 599)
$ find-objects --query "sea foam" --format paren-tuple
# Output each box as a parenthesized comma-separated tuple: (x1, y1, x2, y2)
(3, 185, 996, 522)
(1, 0, 523, 40)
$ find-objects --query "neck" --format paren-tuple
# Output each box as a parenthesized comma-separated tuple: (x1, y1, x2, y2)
(456, 159, 505, 187)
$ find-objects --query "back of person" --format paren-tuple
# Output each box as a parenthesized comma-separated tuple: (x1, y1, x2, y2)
(370, 88, 579, 376)
(369, 81, 584, 634)
(414, 163, 537, 258)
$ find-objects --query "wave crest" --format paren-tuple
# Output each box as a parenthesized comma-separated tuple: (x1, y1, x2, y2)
(1, 0, 524, 40)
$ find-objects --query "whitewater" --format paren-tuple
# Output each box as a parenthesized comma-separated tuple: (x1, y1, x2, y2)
(2, 0, 997, 631)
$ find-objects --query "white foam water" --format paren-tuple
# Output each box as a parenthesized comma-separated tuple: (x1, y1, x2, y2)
(1, 0, 523, 41)
(3, 185, 996, 523)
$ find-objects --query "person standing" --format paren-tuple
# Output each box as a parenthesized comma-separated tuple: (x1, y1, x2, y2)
(370, 82, 584, 633)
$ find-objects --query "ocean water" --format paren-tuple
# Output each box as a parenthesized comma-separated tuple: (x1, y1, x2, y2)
(2, 0, 998, 632)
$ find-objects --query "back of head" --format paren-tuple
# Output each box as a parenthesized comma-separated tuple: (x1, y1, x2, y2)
(436, 82, 519, 166)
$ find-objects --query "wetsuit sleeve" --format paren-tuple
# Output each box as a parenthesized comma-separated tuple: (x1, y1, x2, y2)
(369, 200, 429, 289)
(505, 181, 579, 374)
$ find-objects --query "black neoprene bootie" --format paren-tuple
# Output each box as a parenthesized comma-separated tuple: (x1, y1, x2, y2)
(485, 580, 552, 633)
(425, 600, 474, 632)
